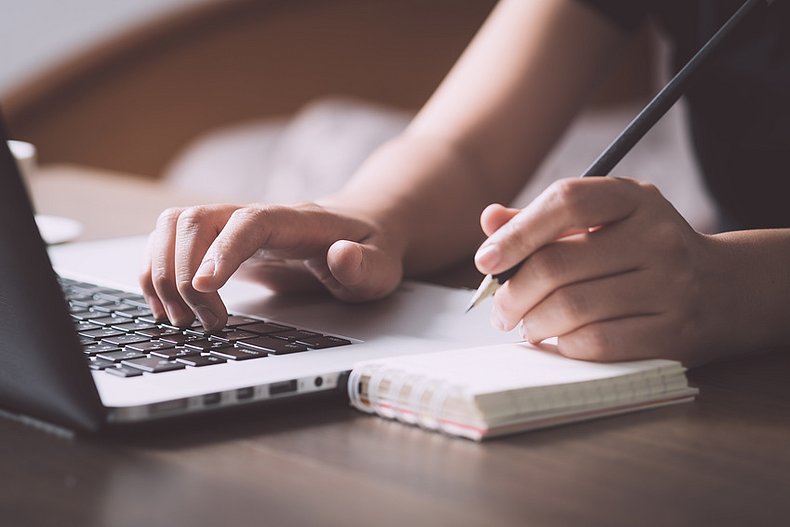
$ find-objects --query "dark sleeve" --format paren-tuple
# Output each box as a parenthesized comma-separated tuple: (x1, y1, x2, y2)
(574, 0, 650, 31)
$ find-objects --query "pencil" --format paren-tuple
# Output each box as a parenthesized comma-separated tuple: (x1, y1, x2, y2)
(466, 0, 773, 313)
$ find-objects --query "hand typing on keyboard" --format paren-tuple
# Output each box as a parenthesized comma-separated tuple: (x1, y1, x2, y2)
(139, 201, 404, 330)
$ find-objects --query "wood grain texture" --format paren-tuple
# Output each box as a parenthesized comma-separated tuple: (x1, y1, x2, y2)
(2, 351, 789, 527)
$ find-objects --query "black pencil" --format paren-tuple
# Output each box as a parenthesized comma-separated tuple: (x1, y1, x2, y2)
(466, 0, 773, 313)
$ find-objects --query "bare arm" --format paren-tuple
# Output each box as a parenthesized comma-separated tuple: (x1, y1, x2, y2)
(322, 0, 627, 275)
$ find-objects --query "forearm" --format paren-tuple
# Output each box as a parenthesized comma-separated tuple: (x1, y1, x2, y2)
(324, 0, 627, 275)
(319, 133, 496, 275)
(708, 229, 790, 355)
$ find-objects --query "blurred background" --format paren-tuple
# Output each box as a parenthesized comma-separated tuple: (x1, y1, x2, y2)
(0, 0, 717, 233)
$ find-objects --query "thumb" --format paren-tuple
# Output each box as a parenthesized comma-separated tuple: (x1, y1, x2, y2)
(326, 239, 402, 301)
(480, 203, 520, 237)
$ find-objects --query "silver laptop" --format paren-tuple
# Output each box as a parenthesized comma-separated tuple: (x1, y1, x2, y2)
(0, 118, 516, 433)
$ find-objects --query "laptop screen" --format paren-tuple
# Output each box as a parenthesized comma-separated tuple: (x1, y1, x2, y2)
(0, 116, 105, 431)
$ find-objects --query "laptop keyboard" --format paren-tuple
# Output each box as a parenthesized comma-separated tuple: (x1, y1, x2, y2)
(59, 277, 353, 378)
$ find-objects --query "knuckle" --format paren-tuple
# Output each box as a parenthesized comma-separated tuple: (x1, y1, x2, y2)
(549, 179, 586, 215)
(230, 206, 267, 225)
(175, 207, 209, 235)
(528, 246, 566, 282)
(637, 180, 662, 197)
(556, 287, 589, 321)
(175, 274, 196, 298)
(568, 326, 611, 361)
(156, 207, 184, 228)
(652, 222, 689, 264)
(151, 270, 178, 299)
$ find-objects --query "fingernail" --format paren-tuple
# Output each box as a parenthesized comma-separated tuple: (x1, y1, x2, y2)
(194, 306, 218, 329)
(518, 321, 529, 342)
(195, 258, 215, 279)
(475, 244, 500, 270)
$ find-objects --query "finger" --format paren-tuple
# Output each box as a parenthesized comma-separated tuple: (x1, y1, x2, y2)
(475, 177, 643, 275)
(192, 205, 371, 293)
(480, 203, 519, 237)
(492, 219, 644, 329)
(139, 232, 167, 320)
(325, 239, 403, 301)
(149, 207, 194, 326)
(556, 314, 679, 363)
(174, 205, 236, 330)
(519, 269, 663, 343)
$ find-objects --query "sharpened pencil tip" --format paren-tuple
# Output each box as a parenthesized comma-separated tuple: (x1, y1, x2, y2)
(464, 274, 501, 314)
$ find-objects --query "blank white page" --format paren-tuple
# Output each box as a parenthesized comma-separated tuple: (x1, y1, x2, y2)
(354, 342, 682, 395)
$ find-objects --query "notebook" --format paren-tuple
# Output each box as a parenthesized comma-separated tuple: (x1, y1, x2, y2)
(348, 342, 698, 441)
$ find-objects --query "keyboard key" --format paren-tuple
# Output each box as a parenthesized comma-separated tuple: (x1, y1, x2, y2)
(135, 327, 182, 338)
(79, 336, 97, 346)
(183, 327, 224, 338)
(237, 336, 308, 355)
(111, 321, 157, 333)
(89, 300, 128, 313)
(122, 296, 150, 308)
(70, 310, 109, 321)
(78, 328, 125, 340)
(126, 340, 176, 353)
(151, 346, 202, 359)
(122, 356, 186, 373)
(101, 334, 151, 346)
(238, 322, 294, 335)
(105, 365, 144, 378)
(176, 355, 227, 367)
(209, 347, 266, 361)
(83, 343, 122, 356)
(97, 349, 147, 363)
(268, 329, 322, 341)
(225, 315, 261, 327)
(136, 315, 171, 325)
(95, 291, 140, 302)
(183, 340, 233, 353)
(89, 315, 128, 326)
(87, 358, 116, 370)
(296, 335, 352, 349)
(208, 329, 258, 343)
(74, 320, 102, 332)
(160, 333, 206, 346)
(112, 307, 153, 319)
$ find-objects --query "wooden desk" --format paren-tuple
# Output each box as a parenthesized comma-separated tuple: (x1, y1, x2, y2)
(5, 166, 790, 526)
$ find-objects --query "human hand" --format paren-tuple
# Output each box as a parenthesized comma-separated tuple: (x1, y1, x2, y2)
(140, 202, 404, 330)
(474, 177, 726, 366)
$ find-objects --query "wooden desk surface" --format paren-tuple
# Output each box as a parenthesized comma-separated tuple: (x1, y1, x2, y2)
(6, 166, 790, 526)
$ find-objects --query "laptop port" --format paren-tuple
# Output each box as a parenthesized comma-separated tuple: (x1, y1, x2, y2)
(269, 380, 298, 396)
(236, 387, 255, 400)
(203, 392, 221, 406)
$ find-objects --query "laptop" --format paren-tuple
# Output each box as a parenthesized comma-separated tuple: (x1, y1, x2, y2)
(0, 118, 516, 433)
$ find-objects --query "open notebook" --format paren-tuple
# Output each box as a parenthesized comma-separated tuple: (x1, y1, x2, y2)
(348, 342, 697, 441)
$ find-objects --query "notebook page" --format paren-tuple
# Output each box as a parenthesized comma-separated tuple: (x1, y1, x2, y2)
(354, 342, 683, 395)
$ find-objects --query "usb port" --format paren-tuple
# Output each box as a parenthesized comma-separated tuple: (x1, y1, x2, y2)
(236, 387, 255, 400)
(203, 392, 221, 406)
(269, 380, 298, 396)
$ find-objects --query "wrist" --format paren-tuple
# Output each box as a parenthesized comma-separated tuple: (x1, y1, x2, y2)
(705, 230, 790, 355)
